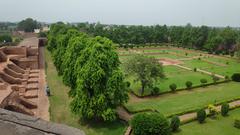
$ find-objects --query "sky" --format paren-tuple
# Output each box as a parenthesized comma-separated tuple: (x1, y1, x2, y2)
(0, 0, 240, 27)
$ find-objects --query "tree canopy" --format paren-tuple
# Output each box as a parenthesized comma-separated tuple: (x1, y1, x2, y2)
(77, 23, 240, 55)
(47, 23, 129, 121)
(17, 18, 40, 32)
(124, 54, 164, 96)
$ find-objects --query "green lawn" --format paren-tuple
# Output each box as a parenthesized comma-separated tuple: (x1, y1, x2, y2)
(125, 82, 240, 116)
(176, 108, 240, 135)
(128, 65, 216, 96)
(45, 48, 126, 135)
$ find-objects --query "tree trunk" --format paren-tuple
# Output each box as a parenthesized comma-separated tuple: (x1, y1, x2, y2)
(140, 84, 145, 96)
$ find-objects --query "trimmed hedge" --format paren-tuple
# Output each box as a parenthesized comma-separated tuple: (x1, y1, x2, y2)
(131, 112, 171, 135)
(169, 83, 177, 92)
(197, 109, 206, 123)
(232, 73, 240, 82)
(185, 81, 193, 89)
(170, 115, 180, 132)
(131, 80, 230, 98)
(221, 103, 229, 116)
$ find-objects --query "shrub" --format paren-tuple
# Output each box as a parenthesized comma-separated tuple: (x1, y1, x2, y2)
(0, 34, 12, 43)
(185, 81, 193, 89)
(197, 109, 206, 123)
(200, 79, 208, 85)
(198, 57, 201, 60)
(131, 112, 171, 135)
(234, 118, 240, 129)
(193, 68, 197, 72)
(185, 52, 188, 56)
(169, 83, 177, 92)
(208, 104, 218, 118)
(221, 103, 229, 116)
(231, 73, 240, 82)
(151, 87, 160, 95)
(170, 115, 180, 132)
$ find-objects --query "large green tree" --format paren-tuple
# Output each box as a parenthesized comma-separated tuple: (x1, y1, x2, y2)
(70, 36, 128, 121)
(62, 33, 88, 90)
(124, 54, 164, 96)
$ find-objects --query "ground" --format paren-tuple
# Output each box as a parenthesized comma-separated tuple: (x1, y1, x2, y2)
(46, 45, 240, 135)
(45, 48, 127, 135)
(175, 108, 240, 135)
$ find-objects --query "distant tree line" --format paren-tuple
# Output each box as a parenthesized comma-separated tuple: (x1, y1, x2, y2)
(47, 23, 128, 121)
(77, 23, 240, 55)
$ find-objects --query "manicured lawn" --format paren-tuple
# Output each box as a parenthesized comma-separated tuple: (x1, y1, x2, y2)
(125, 82, 240, 116)
(128, 65, 215, 96)
(45, 48, 126, 135)
(175, 108, 240, 135)
(181, 59, 219, 70)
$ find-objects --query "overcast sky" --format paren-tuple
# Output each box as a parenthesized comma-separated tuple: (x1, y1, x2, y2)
(0, 0, 239, 27)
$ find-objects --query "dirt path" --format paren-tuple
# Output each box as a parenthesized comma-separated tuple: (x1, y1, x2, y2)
(174, 64, 225, 79)
(38, 46, 50, 121)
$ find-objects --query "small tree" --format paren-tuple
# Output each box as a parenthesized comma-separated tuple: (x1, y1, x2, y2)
(200, 79, 208, 85)
(197, 109, 206, 123)
(124, 54, 165, 96)
(185, 81, 193, 89)
(131, 112, 171, 135)
(193, 68, 197, 72)
(221, 103, 230, 116)
(169, 83, 177, 92)
(170, 115, 180, 132)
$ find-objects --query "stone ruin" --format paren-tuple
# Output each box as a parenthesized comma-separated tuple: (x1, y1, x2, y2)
(0, 45, 40, 116)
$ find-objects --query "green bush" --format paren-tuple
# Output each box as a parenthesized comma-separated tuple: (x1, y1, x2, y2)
(131, 112, 171, 135)
(185, 81, 193, 89)
(169, 83, 177, 92)
(221, 103, 229, 116)
(208, 104, 218, 118)
(193, 68, 197, 72)
(231, 73, 240, 82)
(197, 109, 206, 123)
(0, 34, 12, 43)
(170, 115, 180, 132)
(200, 79, 208, 85)
(234, 118, 240, 129)
(151, 87, 160, 95)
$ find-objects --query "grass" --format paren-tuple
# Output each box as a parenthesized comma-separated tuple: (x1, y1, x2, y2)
(128, 65, 216, 96)
(175, 108, 240, 135)
(45, 48, 126, 135)
(125, 82, 240, 116)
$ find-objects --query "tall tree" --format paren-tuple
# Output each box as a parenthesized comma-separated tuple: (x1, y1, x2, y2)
(124, 54, 165, 96)
(70, 36, 128, 121)
(17, 18, 40, 32)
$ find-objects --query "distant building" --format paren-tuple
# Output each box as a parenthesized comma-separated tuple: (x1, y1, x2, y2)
(34, 29, 40, 33)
